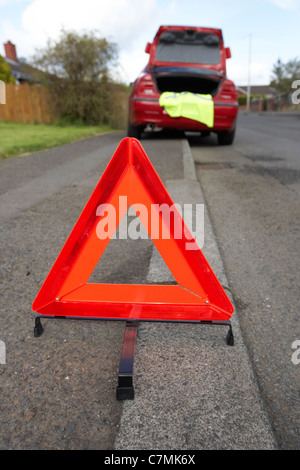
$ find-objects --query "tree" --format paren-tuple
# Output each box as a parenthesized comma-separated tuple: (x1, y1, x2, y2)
(32, 29, 119, 124)
(0, 55, 16, 83)
(270, 57, 300, 105)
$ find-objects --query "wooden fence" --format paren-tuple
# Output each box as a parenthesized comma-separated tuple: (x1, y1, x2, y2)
(0, 83, 57, 124)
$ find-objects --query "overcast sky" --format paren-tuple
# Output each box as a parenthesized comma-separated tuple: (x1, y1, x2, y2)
(0, 0, 299, 86)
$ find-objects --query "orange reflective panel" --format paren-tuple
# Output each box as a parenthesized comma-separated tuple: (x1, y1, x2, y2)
(32, 138, 234, 322)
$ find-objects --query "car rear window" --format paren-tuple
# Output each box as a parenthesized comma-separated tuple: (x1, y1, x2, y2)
(156, 30, 221, 65)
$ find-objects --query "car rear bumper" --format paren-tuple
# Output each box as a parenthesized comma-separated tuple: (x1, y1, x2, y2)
(130, 98, 238, 132)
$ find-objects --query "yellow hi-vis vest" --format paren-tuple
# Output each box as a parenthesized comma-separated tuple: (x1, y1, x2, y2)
(159, 91, 214, 128)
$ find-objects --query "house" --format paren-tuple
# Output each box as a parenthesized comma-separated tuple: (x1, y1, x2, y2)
(236, 85, 277, 111)
(237, 85, 276, 99)
(3, 40, 40, 84)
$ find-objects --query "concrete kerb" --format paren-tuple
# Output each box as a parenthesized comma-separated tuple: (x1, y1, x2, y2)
(114, 139, 277, 450)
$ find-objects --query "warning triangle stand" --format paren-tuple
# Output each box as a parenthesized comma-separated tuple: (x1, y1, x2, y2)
(33, 137, 234, 400)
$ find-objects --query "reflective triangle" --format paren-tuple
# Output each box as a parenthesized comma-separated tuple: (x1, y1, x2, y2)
(32, 138, 234, 322)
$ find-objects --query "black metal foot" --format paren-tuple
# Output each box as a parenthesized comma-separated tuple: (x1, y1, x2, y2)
(116, 322, 138, 401)
(116, 385, 134, 401)
(226, 325, 234, 346)
(34, 317, 44, 337)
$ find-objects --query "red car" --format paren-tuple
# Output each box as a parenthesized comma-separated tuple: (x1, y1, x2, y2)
(127, 25, 238, 145)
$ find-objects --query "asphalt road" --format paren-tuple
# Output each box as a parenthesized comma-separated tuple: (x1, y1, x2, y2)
(188, 111, 300, 450)
(0, 131, 184, 450)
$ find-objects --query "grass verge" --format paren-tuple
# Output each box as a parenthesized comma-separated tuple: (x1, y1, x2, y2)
(0, 121, 115, 160)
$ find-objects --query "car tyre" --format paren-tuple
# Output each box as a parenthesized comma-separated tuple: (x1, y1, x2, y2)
(217, 128, 235, 146)
(127, 121, 143, 140)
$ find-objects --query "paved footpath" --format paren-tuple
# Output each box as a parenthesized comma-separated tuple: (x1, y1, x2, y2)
(115, 139, 277, 450)
(0, 131, 277, 449)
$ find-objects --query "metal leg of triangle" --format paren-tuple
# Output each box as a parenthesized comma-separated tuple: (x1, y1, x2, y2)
(116, 321, 138, 401)
(34, 316, 44, 337)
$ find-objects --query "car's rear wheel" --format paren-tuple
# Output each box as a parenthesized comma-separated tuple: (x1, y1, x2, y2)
(217, 128, 236, 146)
(127, 121, 143, 140)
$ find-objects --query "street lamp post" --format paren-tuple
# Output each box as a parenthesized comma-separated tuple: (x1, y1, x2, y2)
(246, 34, 252, 112)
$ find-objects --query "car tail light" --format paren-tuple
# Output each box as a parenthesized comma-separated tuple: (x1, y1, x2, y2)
(136, 74, 157, 98)
(219, 80, 237, 100)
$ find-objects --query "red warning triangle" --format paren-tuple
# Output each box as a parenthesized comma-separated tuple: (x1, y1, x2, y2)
(32, 138, 234, 322)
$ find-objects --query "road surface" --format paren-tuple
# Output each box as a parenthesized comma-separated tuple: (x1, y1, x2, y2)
(188, 111, 300, 450)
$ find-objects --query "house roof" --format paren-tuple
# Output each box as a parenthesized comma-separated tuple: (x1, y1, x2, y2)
(4, 57, 33, 82)
(3, 40, 42, 83)
(237, 85, 276, 96)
